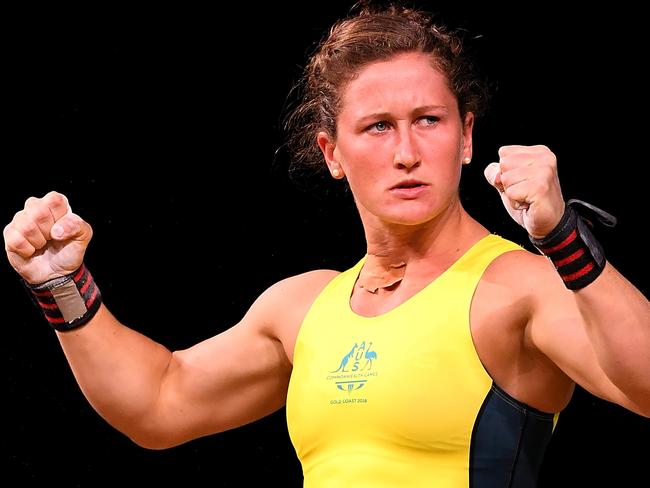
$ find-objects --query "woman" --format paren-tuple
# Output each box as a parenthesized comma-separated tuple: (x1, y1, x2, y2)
(4, 3, 648, 487)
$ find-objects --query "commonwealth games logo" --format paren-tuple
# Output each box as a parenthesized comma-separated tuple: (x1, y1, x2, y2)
(327, 341, 378, 399)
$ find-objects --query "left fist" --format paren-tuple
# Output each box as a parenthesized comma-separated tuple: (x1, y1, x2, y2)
(484, 145, 565, 239)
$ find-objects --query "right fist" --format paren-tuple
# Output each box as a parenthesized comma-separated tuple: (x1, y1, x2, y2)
(3, 191, 93, 284)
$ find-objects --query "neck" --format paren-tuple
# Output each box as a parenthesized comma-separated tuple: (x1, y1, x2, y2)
(357, 202, 483, 293)
(364, 201, 466, 264)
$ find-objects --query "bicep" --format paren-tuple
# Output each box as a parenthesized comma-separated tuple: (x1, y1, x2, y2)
(149, 318, 292, 447)
(138, 269, 339, 448)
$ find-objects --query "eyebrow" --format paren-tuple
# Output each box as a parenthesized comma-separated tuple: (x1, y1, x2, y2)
(357, 105, 449, 123)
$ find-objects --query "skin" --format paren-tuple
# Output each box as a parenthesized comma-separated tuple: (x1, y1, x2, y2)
(4, 52, 649, 450)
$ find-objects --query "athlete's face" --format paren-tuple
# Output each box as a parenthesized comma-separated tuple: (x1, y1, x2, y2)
(319, 52, 473, 227)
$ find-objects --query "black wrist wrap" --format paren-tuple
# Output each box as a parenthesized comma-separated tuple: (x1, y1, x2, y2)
(529, 199, 616, 290)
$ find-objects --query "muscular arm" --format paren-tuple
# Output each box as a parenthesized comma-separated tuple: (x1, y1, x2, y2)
(485, 146, 650, 416)
(56, 304, 177, 446)
(3, 191, 338, 449)
(571, 263, 650, 411)
(58, 302, 290, 449)
(523, 256, 650, 417)
(55, 270, 336, 449)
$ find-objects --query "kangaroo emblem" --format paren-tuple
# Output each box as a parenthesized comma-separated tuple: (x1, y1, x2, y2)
(331, 343, 358, 372)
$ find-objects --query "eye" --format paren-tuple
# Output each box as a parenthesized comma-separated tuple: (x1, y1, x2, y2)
(419, 116, 439, 126)
(369, 121, 390, 132)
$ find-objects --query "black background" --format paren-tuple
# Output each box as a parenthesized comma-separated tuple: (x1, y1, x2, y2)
(3, 2, 648, 486)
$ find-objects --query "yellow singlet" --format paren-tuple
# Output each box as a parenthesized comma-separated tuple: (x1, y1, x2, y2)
(286, 234, 557, 487)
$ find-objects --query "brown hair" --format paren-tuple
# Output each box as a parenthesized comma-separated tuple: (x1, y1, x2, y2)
(283, 2, 488, 179)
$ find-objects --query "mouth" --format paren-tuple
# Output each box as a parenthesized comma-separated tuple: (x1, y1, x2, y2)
(390, 180, 428, 190)
(389, 180, 429, 199)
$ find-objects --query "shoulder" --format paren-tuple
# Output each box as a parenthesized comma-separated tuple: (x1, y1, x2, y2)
(478, 245, 578, 329)
(263, 269, 342, 304)
(483, 245, 564, 294)
(245, 269, 341, 340)
(480, 245, 582, 337)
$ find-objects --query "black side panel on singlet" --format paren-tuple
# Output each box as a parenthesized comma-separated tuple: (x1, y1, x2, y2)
(469, 383, 555, 487)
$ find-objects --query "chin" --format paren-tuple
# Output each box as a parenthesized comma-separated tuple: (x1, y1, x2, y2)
(360, 200, 445, 227)
(383, 209, 438, 226)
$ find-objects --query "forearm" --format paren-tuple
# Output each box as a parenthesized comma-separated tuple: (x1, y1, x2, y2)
(576, 262, 650, 411)
(56, 303, 173, 440)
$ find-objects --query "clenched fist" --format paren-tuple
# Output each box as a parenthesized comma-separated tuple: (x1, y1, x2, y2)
(3, 191, 93, 284)
(484, 145, 566, 239)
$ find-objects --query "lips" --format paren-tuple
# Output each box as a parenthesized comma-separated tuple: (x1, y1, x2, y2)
(390, 179, 427, 190)
(389, 179, 429, 199)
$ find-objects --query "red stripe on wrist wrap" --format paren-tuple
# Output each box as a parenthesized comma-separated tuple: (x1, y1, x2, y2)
(530, 203, 608, 290)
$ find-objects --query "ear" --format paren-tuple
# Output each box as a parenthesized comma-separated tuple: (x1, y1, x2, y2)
(461, 112, 475, 161)
(317, 131, 344, 178)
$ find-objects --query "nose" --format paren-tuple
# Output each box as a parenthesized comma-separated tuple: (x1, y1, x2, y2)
(393, 129, 421, 170)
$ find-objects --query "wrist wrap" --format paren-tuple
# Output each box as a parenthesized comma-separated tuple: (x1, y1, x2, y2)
(529, 199, 616, 290)
(26, 264, 102, 331)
